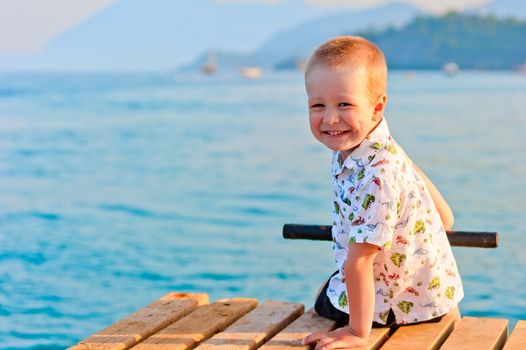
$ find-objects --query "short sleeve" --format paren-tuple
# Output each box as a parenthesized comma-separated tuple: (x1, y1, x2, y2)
(340, 170, 400, 250)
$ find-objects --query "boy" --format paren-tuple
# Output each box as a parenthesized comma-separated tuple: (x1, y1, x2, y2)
(302, 36, 463, 349)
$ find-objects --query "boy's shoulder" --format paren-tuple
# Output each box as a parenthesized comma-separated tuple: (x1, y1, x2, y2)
(346, 137, 410, 175)
(346, 118, 409, 166)
(365, 138, 411, 172)
(338, 142, 413, 200)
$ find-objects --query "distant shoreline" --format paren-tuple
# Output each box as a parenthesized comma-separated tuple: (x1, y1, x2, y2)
(1, 67, 525, 76)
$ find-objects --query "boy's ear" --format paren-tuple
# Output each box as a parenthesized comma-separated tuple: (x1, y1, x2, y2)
(372, 95, 387, 121)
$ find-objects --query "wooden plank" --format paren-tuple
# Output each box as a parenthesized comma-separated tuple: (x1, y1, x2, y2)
(131, 298, 258, 350)
(379, 307, 459, 350)
(359, 328, 390, 350)
(194, 300, 304, 350)
(69, 292, 208, 350)
(440, 316, 508, 350)
(259, 309, 389, 350)
(504, 320, 526, 350)
(258, 309, 336, 350)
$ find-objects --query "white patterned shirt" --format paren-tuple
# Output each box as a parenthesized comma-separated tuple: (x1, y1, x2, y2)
(327, 117, 464, 325)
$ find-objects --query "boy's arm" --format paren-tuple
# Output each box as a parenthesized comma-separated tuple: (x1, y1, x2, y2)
(303, 243, 378, 350)
(345, 242, 378, 337)
(413, 163, 455, 230)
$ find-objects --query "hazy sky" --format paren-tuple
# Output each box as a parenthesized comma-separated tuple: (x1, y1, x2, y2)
(0, 0, 117, 54)
(0, 0, 490, 55)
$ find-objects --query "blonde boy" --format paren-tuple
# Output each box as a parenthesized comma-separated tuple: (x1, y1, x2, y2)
(303, 36, 463, 349)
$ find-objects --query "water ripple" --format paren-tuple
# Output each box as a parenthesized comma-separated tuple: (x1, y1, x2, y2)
(21, 307, 64, 318)
(197, 272, 248, 281)
(98, 203, 180, 221)
(0, 211, 62, 222)
(0, 252, 47, 265)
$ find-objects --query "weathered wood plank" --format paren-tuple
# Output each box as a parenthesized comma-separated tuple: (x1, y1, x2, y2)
(258, 308, 390, 350)
(194, 300, 304, 350)
(131, 298, 258, 350)
(379, 307, 459, 350)
(441, 316, 508, 350)
(358, 328, 391, 350)
(69, 292, 208, 350)
(503, 320, 526, 350)
(258, 309, 336, 350)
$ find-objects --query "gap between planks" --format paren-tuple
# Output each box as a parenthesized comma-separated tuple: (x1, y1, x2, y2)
(130, 298, 258, 350)
(503, 320, 526, 350)
(193, 300, 304, 350)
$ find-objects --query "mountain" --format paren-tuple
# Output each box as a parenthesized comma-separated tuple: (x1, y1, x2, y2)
(255, 2, 422, 64)
(472, 0, 526, 18)
(0, 0, 339, 71)
(361, 13, 526, 70)
(180, 2, 422, 72)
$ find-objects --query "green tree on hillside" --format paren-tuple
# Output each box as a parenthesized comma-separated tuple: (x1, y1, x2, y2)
(357, 13, 526, 69)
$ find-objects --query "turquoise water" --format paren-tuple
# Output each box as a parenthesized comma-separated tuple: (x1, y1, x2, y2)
(1, 71, 525, 349)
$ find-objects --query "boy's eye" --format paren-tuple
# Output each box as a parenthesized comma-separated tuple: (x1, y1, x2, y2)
(310, 103, 325, 109)
(339, 102, 352, 107)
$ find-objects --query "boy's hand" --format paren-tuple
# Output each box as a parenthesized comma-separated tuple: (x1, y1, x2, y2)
(302, 326, 368, 350)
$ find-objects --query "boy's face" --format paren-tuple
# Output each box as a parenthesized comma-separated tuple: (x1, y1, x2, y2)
(306, 64, 385, 158)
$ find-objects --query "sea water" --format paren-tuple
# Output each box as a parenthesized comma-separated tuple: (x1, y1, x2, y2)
(0, 71, 525, 349)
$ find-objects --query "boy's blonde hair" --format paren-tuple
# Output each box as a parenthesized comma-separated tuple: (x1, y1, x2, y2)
(305, 36, 387, 104)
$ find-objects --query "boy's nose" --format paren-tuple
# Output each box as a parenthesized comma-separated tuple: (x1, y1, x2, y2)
(324, 109, 340, 124)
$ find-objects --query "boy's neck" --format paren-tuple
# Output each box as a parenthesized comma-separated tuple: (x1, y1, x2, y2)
(339, 116, 384, 162)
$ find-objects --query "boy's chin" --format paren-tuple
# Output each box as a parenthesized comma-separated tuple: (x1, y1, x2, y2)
(315, 136, 360, 154)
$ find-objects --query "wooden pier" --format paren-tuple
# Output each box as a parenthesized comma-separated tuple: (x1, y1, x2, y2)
(69, 291, 524, 350)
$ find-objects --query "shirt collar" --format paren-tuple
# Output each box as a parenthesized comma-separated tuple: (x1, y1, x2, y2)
(332, 117, 391, 176)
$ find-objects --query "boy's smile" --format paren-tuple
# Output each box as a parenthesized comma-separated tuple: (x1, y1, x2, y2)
(306, 64, 385, 159)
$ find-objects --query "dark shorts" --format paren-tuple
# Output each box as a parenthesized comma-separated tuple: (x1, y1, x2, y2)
(314, 271, 443, 328)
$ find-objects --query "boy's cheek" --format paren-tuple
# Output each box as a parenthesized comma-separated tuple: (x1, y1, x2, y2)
(309, 113, 321, 127)
(308, 119, 321, 138)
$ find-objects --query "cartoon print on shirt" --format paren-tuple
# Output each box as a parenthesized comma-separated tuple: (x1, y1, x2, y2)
(390, 253, 406, 267)
(384, 144, 397, 154)
(376, 288, 389, 297)
(398, 301, 414, 314)
(338, 291, 348, 308)
(419, 301, 439, 308)
(362, 194, 376, 209)
(371, 158, 389, 167)
(396, 235, 409, 245)
(365, 222, 385, 232)
(413, 248, 429, 256)
(404, 287, 420, 296)
(357, 168, 366, 180)
(395, 216, 410, 229)
(413, 220, 426, 235)
(445, 286, 455, 300)
(352, 216, 365, 226)
(445, 269, 457, 278)
(379, 310, 390, 322)
(372, 175, 382, 190)
(342, 197, 352, 206)
(371, 142, 384, 151)
(334, 201, 340, 215)
(427, 277, 441, 290)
